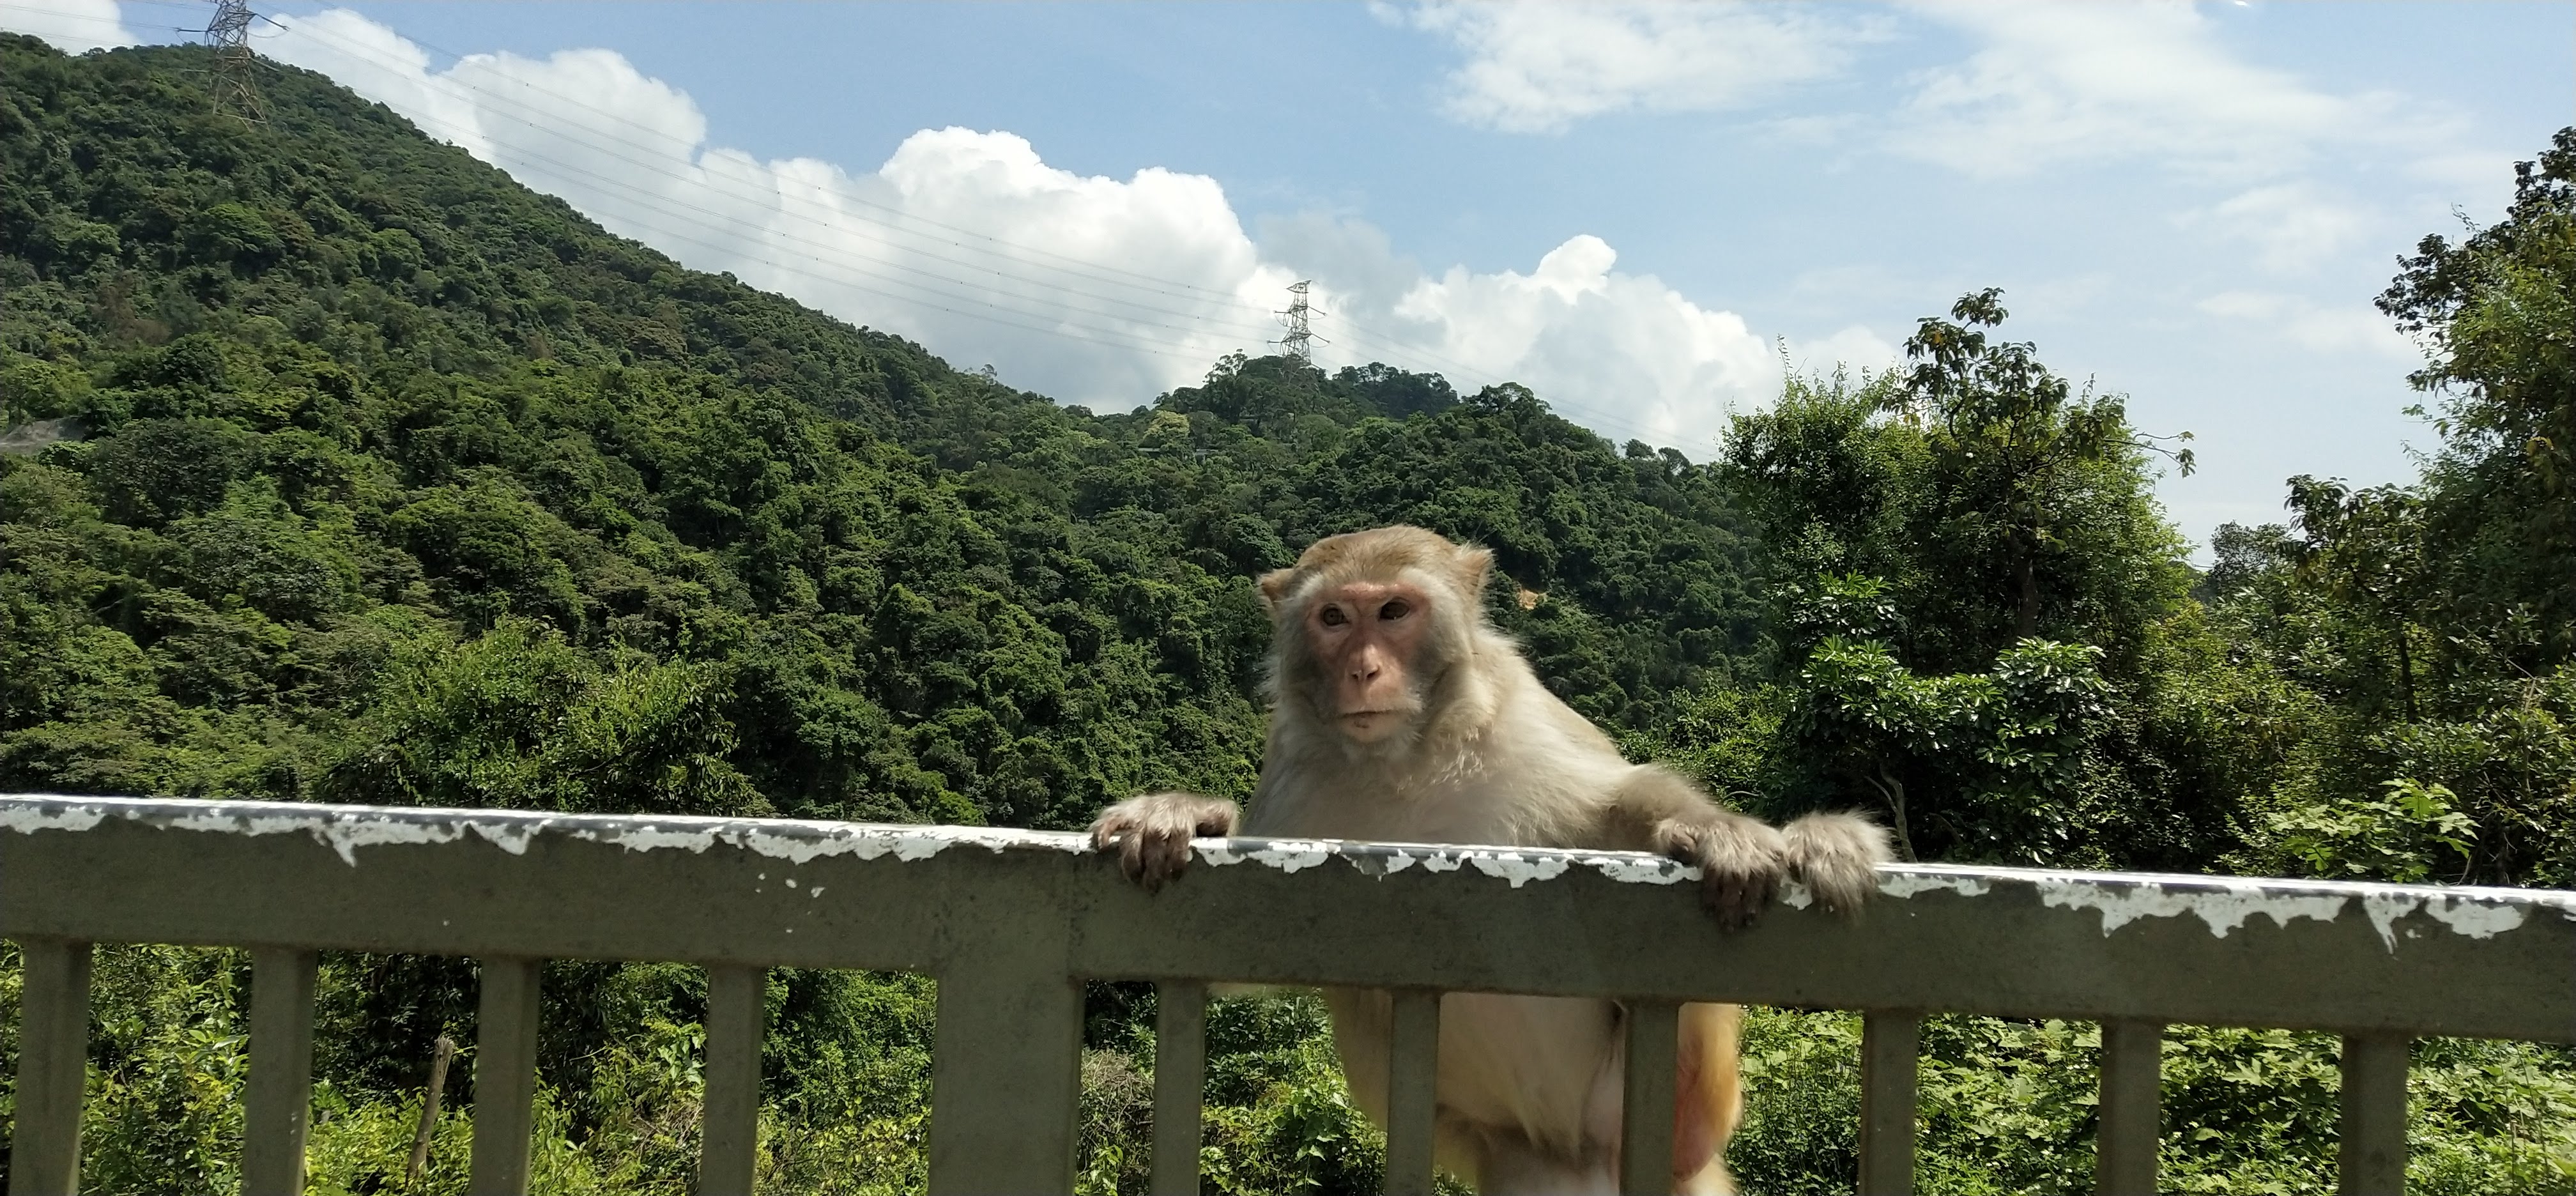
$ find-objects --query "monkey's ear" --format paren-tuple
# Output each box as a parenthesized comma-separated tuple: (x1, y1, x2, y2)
(1452, 546, 1494, 598)
(1257, 567, 1298, 615)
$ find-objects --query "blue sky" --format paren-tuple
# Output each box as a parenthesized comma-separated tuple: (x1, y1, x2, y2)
(14, 1, 2573, 553)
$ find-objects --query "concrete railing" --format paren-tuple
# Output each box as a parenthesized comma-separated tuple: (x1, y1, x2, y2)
(1, 795, 2570, 1195)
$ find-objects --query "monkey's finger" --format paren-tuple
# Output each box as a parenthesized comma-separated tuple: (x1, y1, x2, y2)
(1119, 829, 1152, 888)
(1151, 826, 1195, 887)
(1700, 875, 1744, 927)
(1650, 818, 1701, 862)
(1702, 867, 1774, 930)
(1744, 870, 1780, 921)
(1795, 850, 1877, 914)
(1136, 825, 1168, 884)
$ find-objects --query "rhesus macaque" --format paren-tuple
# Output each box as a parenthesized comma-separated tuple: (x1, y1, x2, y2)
(1091, 525, 1889, 1195)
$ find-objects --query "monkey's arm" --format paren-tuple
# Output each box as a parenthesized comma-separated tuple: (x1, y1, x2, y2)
(1088, 791, 1241, 892)
(1604, 767, 1789, 928)
(1603, 767, 1890, 926)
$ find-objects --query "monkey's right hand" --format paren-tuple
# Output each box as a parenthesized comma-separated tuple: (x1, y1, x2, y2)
(1087, 792, 1241, 893)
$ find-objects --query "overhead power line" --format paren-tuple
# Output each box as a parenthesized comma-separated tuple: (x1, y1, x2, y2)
(236, 12, 1682, 445)
(303, 20, 1259, 305)
(270, 16, 1291, 339)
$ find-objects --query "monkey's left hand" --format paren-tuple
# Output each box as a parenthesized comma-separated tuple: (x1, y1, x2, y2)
(1088, 792, 1242, 893)
(1780, 812, 1892, 914)
(1650, 813, 1790, 929)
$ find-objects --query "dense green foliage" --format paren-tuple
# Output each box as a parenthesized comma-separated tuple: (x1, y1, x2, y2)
(0, 36, 2569, 1194)
(0, 34, 1753, 1193)
(1707, 291, 2211, 868)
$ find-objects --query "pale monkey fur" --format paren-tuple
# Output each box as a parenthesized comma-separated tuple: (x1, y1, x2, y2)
(1092, 526, 1890, 1195)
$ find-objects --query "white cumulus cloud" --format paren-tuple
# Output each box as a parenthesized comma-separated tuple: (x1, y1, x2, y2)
(1389, 235, 1779, 450)
(1399, 0, 1882, 134)
(2184, 182, 2379, 275)
(2197, 291, 2419, 361)
(245, 7, 1823, 452)
(3, 0, 137, 53)
(1892, 3, 2445, 181)
(258, 9, 1300, 406)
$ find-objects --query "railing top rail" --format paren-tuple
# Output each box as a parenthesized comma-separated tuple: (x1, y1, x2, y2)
(3, 795, 2572, 1042)
(4, 792, 2567, 912)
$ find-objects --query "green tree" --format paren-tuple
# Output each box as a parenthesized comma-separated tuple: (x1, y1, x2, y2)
(1719, 295, 2215, 866)
(2379, 127, 2576, 665)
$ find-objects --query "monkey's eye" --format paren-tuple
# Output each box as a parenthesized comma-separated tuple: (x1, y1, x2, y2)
(1319, 606, 1348, 627)
(1379, 599, 1411, 620)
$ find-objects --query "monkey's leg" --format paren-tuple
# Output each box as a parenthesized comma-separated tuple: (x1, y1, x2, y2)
(1472, 1131, 1613, 1195)
(1673, 1002, 1741, 1195)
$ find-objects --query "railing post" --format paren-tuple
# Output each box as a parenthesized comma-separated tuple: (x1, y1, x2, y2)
(2095, 1019, 2161, 1195)
(1859, 1011, 1919, 1196)
(1619, 999, 1680, 1196)
(2338, 1032, 2410, 1195)
(243, 947, 320, 1196)
(926, 958, 1085, 1193)
(7, 939, 91, 1196)
(1383, 989, 1442, 1196)
(1151, 979, 1209, 1196)
(700, 964, 765, 1196)
(469, 956, 544, 1196)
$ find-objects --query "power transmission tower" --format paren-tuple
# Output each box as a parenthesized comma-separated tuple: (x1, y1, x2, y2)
(202, 0, 266, 123)
(1274, 280, 1325, 365)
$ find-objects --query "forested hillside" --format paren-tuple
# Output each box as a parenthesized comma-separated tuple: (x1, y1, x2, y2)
(1, 35, 2570, 1195)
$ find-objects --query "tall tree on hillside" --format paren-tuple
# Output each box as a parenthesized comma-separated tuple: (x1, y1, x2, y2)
(2378, 126, 2576, 670)
(1717, 293, 2214, 866)
(2200, 129, 2576, 889)
(1897, 289, 2193, 652)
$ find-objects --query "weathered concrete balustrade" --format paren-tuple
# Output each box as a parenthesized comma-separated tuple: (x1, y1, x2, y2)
(2, 795, 2570, 1195)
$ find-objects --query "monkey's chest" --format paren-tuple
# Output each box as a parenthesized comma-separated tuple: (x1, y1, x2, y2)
(1326, 988, 1621, 1154)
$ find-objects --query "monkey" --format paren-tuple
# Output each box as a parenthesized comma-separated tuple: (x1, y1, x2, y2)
(1090, 525, 1890, 1195)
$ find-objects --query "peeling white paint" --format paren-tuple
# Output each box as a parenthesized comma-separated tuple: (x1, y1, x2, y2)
(1200, 841, 1333, 874)
(1469, 852, 1568, 888)
(167, 806, 471, 867)
(2359, 892, 2421, 951)
(1577, 854, 1692, 886)
(4, 797, 2569, 953)
(0, 795, 1088, 869)
(2036, 876, 2351, 939)
(1879, 873, 1995, 900)
(471, 820, 544, 857)
(0, 804, 106, 835)
(1221, 838, 1696, 886)
(2423, 894, 2527, 939)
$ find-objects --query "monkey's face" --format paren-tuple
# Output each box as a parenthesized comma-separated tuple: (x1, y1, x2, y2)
(1303, 578, 1434, 744)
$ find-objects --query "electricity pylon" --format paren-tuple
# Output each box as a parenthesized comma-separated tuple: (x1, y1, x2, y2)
(203, 0, 265, 123)
(1275, 280, 1325, 364)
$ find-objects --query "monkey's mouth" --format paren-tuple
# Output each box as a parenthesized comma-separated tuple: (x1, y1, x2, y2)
(1337, 710, 1413, 741)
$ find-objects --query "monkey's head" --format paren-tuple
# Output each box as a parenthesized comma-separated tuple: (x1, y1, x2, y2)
(1259, 526, 1493, 747)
